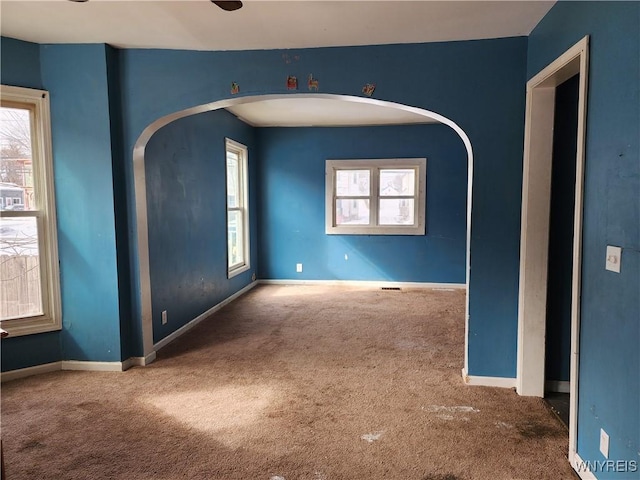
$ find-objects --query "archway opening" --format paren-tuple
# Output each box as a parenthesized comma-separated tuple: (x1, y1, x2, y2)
(132, 94, 474, 372)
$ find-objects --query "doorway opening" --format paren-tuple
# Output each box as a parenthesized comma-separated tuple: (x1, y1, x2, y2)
(544, 73, 580, 428)
(516, 36, 589, 469)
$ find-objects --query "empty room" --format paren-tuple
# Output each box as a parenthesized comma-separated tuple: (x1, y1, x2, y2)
(0, 2, 638, 479)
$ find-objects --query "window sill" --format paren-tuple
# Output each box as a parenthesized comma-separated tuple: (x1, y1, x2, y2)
(228, 263, 250, 279)
(326, 225, 426, 235)
(0, 315, 61, 338)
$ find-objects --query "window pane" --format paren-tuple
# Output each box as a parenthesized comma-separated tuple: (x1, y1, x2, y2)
(227, 210, 244, 268)
(336, 170, 370, 196)
(226, 152, 239, 208)
(336, 198, 370, 225)
(0, 216, 43, 319)
(1, 107, 35, 211)
(379, 198, 415, 225)
(379, 169, 415, 196)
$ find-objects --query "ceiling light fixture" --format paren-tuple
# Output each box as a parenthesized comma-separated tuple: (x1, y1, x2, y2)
(67, 0, 243, 11)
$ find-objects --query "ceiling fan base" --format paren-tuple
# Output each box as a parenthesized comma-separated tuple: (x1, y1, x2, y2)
(212, 1, 243, 12)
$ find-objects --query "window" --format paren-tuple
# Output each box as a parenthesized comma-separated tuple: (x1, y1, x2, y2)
(225, 138, 250, 278)
(326, 158, 426, 235)
(0, 85, 61, 336)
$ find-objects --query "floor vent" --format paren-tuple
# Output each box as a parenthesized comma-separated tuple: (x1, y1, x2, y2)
(381, 287, 401, 291)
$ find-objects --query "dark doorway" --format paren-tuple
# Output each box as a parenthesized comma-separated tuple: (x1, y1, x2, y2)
(544, 73, 580, 428)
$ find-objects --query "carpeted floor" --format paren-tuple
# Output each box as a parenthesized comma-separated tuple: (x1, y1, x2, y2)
(1, 285, 576, 479)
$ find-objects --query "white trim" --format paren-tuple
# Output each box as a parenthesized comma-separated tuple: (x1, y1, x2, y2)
(325, 158, 427, 235)
(60, 360, 125, 372)
(121, 352, 156, 370)
(132, 93, 474, 385)
(1, 358, 136, 382)
(154, 280, 259, 351)
(461, 368, 516, 388)
(133, 139, 155, 362)
(546, 380, 571, 394)
(0, 361, 62, 383)
(258, 279, 466, 290)
(571, 452, 599, 480)
(226, 138, 251, 278)
(516, 36, 589, 462)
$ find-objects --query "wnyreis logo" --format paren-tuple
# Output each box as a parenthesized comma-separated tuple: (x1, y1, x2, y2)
(576, 459, 638, 474)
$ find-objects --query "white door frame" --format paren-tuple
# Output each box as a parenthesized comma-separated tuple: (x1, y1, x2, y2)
(516, 36, 589, 465)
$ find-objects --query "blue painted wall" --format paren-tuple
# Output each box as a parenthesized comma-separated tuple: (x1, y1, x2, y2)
(105, 46, 134, 361)
(119, 37, 528, 377)
(0, 38, 62, 371)
(1, 41, 124, 368)
(545, 74, 579, 384)
(529, 2, 639, 475)
(40, 44, 123, 363)
(145, 109, 257, 343)
(0, 37, 42, 90)
(257, 124, 467, 282)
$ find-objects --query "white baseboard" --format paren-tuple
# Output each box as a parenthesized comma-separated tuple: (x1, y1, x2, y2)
(571, 452, 599, 480)
(61, 360, 125, 372)
(259, 279, 466, 290)
(2, 358, 128, 382)
(461, 368, 517, 388)
(546, 380, 571, 393)
(122, 351, 156, 370)
(154, 280, 259, 351)
(1, 361, 62, 383)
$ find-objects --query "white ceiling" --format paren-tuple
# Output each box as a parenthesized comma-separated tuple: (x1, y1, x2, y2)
(1, 1, 554, 52)
(226, 97, 439, 127)
(1, 1, 555, 127)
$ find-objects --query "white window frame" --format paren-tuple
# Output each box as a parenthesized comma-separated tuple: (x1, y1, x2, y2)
(225, 138, 250, 278)
(326, 158, 427, 235)
(1, 85, 62, 336)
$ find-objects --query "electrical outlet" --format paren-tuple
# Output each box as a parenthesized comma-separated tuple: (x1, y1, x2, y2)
(606, 245, 622, 273)
(161, 310, 168, 325)
(296, 263, 303, 273)
(600, 428, 609, 458)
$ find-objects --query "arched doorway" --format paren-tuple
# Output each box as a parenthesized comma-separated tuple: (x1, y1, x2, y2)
(132, 94, 474, 373)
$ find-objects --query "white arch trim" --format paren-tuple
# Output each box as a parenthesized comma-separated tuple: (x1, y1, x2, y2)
(132, 94, 474, 368)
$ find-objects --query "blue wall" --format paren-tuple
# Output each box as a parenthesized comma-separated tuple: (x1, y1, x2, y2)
(145, 109, 257, 343)
(40, 44, 123, 363)
(1, 41, 124, 369)
(119, 37, 528, 377)
(529, 2, 639, 475)
(257, 124, 467, 283)
(0, 38, 63, 371)
(0, 37, 42, 90)
(105, 46, 135, 361)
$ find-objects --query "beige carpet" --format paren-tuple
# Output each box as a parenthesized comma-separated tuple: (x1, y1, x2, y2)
(1, 285, 576, 479)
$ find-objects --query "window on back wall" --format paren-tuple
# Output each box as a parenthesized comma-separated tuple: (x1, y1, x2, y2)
(325, 158, 427, 235)
(225, 138, 250, 278)
(0, 85, 61, 336)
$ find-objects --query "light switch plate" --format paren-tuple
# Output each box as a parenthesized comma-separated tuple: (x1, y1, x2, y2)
(606, 245, 622, 273)
(296, 263, 303, 273)
(600, 428, 610, 458)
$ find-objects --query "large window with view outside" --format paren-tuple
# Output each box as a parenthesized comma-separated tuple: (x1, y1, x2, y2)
(225, 138, 250, 278)
(0, 85, 61, 336)
(325, 158, 427, 235)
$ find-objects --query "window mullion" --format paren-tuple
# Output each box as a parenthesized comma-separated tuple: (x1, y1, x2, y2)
(372, 167, 380, 227)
